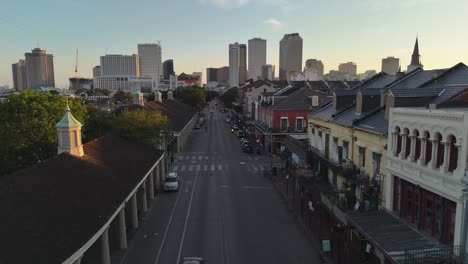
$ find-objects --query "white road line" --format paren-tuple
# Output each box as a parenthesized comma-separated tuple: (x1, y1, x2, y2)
(176, 171, 199, 264)
(205, 156, 209, 160)
(259, 165, 265, 171)
(188, 165, 193, 171)
(251, 164, 258, 171)
(219, 185, 231, 188)
(218, 164, 223, 171)
(211, 165, 215, 171)
(153, 180, 184, 264)
(204, 165, 208, 171)
(180, 165, 186, 172)
(243, 186, 272, 190)
(173, 165, 179, 172)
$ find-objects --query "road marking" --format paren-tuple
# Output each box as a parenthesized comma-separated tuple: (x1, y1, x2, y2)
(240, 161, 246, 165)
(153, 180, 184, 264)
(176, 171, 199, 264)
(251, 164, 258, 171)
(218, 164, 222, 171)
(203, 165, 208, 171)
(259, 165, 265, 171)
(211, 164, 215, 171)
(243, 186, 272, 190)
(188, 165, 193, 171)
(220, 185, 231, 188)
(173, 165, 179, 172)
(205, 156, 209, 160)
(180, 165, 186, 172)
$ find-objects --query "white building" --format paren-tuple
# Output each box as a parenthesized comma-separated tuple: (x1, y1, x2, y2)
(138, 43, 162, 79)
(229, 42, 240, 87)
(305, 59, 324, 80)
(24, 48, 55, 89)
(382, 57, 400, 74)
(100, 54, 139, 76)
(248, 38, 267, 81)
(279, 33, 303, 80)
(387, 107, 468, 247)
(94, 76, 155, 92)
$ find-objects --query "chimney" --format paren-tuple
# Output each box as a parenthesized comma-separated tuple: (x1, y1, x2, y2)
(384, 92, 395, 120)
(380, 89, 386, 107)
(312, 95, 319, 107)
(168, 90, 174, 100)
(155, 90, 162, 102)
(356, 91, 363, 114)
(56, 100, 84, 157)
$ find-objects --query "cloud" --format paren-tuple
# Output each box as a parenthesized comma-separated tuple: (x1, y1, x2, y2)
(264, 18, 282, 29)
(200, 0, 250, 8)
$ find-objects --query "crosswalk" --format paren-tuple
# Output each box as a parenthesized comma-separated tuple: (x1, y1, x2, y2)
(177, 154, 261, 161)
(171, 163, 266, 172)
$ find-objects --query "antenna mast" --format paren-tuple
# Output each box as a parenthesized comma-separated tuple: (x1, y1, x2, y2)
(75, 48, 79, 79)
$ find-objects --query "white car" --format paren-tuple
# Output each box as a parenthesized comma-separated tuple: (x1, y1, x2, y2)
(163, 172, 179, 191)
(182, 257, 204, 264)
(225, 118, 230, 123)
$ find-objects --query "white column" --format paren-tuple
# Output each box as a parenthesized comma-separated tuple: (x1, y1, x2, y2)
(73, 256, 83, 264)
(130, 193, 138, 229)
(440, 141, 450, 173)
(391, 132, 398, 157)
(429, 139, 438, 169)
(409, 135, 416, 162)
(100, 228, 111, 264)
(140, 184, 148, 213)
(118, 208, 127, 249)
(148, 172, 155, 200)
(155, 166, 160, 191)
(399, 133, 407, 159)
(455, 144, 462, 173)
(417, 137, 427, 166)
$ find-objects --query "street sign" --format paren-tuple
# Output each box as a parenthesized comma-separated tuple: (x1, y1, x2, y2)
(322, 240, 331, 252)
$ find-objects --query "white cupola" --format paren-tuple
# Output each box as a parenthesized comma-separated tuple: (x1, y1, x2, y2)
(56, 100, 84, 157)
(167, 89, 174, 100)
(132, 89, 144, 106)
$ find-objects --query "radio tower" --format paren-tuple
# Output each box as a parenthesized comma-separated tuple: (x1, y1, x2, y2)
(75, 48, 79, 79)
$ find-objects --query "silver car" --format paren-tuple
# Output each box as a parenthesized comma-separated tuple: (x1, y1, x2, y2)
(182, 257, 204, 264)
(163, 172, 179, 191)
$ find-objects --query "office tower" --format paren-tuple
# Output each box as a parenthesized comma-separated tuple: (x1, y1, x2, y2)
(305, 59, 324, 79)
(163, 59, 175, 80)
(248, 38, 267, 81)
(93, 66, 101, 78)
(338, 62, 357, 76)
(407, 37, 423, 72)
(382, 57, 399, 74)
(100, 54, 139, 76)
(207, 68, 219, 82)
(279, 33, 303, 80)
(262, 65, 275, 80)
(239, 44, 247, 85)
(138, 43, 162, 78)
(229, 43, 240, 87)
(24, 48, 55, 89)
(12, 59, 28, 90)
(218, 66, 229, 83)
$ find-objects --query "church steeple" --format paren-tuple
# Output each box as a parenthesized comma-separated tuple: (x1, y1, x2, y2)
(407, 36, 423, 72)
(56, 99, 84, 157)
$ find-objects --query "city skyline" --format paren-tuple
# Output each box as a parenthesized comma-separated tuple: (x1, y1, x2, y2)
(1, 0, 468, 87)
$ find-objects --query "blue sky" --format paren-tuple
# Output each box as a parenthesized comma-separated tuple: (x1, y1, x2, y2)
(1, 0, 467, 87)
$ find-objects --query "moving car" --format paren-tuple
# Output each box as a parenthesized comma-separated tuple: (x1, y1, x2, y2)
(225, 118, 230, 123)
(163, 172, 179, 191)
(182, 257, 204, 264)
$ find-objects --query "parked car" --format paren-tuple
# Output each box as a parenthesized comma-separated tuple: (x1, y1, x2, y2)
(163, 172, 179, 191)
(240, 138, 248, 145)
(182, 257, 204, 264)
(194, 123, 201, 129)
(232, 124, 239, 130)
(243, 144, 253, 153)
(225, 118, 230, 123)
(236, 131, 245, 137)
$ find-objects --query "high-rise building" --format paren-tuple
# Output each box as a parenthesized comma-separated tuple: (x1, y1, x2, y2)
(248, 38, 266, 81)
(338, 62, 357, 76)
(206, 68, 219, 82)
(93, 66, 101, 78)
(381, 57, 400, 74)
(218, 66, 229, 83)
(262, 65, 275, 80)
(138, 43, 162, 78)
(305, 59, 324, 79)
(11, 59, 28, 90)
(100, 54, 139, 76)
(163, 59, 175, 80)
(229, 43, 240, 87)
(24, 48, 55, 89)
(279, 33, 303, 80)
(239, 44, 247, 85)
(407, 37, 423, 72)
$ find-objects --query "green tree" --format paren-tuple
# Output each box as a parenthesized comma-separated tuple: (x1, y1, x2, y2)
(173, 86, 206, 109)
(0, 91, 87, 175)
(205, 90, 220, 102)
(113, 109, 172, 148)
(114, 90, 133, 103)
(220, 87, 238, 108)
(83, 105, 116, 142)
(91, 88, 111, 96)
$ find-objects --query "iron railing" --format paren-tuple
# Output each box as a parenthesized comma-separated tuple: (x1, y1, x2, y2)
(404, 245, 461, 264)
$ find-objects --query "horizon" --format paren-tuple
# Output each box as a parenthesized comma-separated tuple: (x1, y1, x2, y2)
(1, 0, 468, 87)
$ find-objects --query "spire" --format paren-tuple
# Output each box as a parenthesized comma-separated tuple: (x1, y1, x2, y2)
(407, 36, 423, 72)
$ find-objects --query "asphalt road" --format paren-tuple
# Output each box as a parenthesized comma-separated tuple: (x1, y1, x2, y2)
(120, 103, 322, 264)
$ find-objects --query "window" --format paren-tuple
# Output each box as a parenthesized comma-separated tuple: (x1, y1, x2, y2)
(280, 117, 288, 131)
(325, 133, 330, 158)
(296, 117, 304, 131)
(343, 141, 349, 160)
(310, 127, 315, 148)
(332, 137, 338, 162)
(372, 152, 381, 176)
(359, 147, 366, 169)
(318, 131, 323, 151)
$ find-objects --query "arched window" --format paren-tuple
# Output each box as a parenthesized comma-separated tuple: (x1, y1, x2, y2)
(404, 128, 411, 159)
(414, 130, 421, 162)
(396, 127, 402, 157)
(424, 131, 431, 165)
(435, 133, 444, 169)
(448, 135, 458, 173)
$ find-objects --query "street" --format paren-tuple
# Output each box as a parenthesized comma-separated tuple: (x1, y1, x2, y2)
(120, 104, 323, 264)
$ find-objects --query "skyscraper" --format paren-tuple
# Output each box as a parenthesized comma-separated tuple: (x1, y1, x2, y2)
(24, 48, 55, 89)
(239, 44, 247, 85)
(305, 59, 324, 79)
(206, 68, 219, 82)
(262, 65, 275, 80)
(338, 62, 357, 76)
(381, 57, 400, 74)
(163, 59, 175, 80)
(138, 43, 162, 79)
(407, 37, 423, 72)
(218, 66, 229, 83)
(93, 66, 101, 78)
(248, 38, 266, 81)
(100, 54, 139, 76)
(229, 43, 240, 87)
(279, 33, 303, 80)
(11, 59, 28, 90)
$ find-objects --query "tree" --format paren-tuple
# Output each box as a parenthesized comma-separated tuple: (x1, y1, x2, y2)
(83, 105, 116, 142)
(113, 109, 172, 148)
(173, 86, 206, 109)
(114, 90, 133, 103)
(0, 91, 87, 176)
(205, 90, 220, 102)
(91, 88, 111, 96)
(220, 87, 238, 108)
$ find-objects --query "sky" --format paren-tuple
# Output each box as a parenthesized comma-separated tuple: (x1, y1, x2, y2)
(1, 0, 468, 87)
